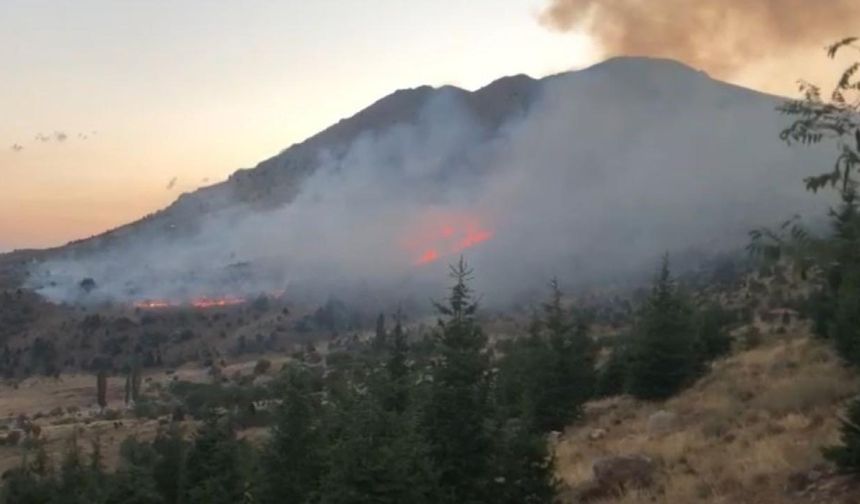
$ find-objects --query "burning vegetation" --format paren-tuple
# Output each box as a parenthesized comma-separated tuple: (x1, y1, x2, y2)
(402, 210, 495, 266)
(133, 296, 247, 310)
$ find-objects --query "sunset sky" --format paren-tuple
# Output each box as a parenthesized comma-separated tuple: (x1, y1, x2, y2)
(0, 0, 850, 251)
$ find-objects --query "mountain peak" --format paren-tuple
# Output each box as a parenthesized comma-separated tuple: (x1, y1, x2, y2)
(583, 56, 709, 77)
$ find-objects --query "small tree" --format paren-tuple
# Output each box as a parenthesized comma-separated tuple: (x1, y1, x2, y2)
(183, 412, 245, 504)
(96, 370, 108, 409)
(491, 420, 558, 504)
(422, 257, 494, 503)
(628, 256, 697, 400)
(537, 278, 595, 430)
(824, 398, 860, 473)
(373, 312, 388, 350)
(383, 309, 410, 413)
(259, 367, 324, 504)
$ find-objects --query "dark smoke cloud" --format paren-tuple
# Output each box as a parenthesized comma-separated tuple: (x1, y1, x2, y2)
(540, 0, 860, 77)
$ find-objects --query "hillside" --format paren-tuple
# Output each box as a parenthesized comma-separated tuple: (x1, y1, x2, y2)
(557, 327, 859, 503)
(8, 56, 833, 308)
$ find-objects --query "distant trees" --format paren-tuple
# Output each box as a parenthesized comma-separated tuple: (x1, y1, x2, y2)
(4, 258, 571, 504)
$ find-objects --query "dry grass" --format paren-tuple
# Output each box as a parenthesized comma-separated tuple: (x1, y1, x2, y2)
(554, 327, 859, 503)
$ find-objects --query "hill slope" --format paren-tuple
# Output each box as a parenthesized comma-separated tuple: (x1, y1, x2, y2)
(16, 57, 833, 306)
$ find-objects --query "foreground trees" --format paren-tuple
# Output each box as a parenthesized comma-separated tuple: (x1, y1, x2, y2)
(1, 258, 565, 504)
(749, 36, 860, 475)
(627, 256, 698, 400)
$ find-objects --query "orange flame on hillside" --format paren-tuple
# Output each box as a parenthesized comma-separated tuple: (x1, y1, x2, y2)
(134, 296, 246, 310)
(403, 210, 495, 266)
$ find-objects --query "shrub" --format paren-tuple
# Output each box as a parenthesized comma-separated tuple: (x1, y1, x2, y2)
(824, 398, 860, 473)
(254, 359, 272, 375)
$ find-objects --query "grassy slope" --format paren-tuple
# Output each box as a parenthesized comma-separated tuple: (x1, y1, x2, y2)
(555, 323, 859, 503)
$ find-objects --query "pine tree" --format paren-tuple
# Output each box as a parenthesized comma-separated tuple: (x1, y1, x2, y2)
(537, 278, 595, 431)
(56, 434, 104, 503)
(596, 334, 632, 398)
(422, 257, 494, 504)
(1, 448, 55, 504)
(491, 420, 558, 504)
(694, 304, 733, 363)
(628, 256, 697, 400)
(259, 367, 324, 504)
(152, 423, 187, 504)
(383, 309, 410, 413)
(824, 398, 860, 473)
(184, 412, 245, 504)
(96, 370, 108, 409)
(373, 312, 388, 351)
(320, 389, 438, 504)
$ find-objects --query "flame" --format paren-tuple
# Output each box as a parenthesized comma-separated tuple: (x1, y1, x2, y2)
(134, 296, 246, 310)
(416, 249, 441, 265)
(134, 300, 173, 309)
(190, 296, 245, 309)
(403, 210, 494, 266)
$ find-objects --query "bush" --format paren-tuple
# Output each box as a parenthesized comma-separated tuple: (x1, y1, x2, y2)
(824, 398, 860, 473)
(254, 359, 272, 375)
(133, 400, 164, 420)
(753, 374, 855, 416)
(102, 408, 122, 421)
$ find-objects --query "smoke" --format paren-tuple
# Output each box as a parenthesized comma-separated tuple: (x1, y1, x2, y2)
(27, 59, 831, 310)
(540, 0, 860, 78)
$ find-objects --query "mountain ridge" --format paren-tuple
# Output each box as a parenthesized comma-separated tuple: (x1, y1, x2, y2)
(15, 56, 781, 260)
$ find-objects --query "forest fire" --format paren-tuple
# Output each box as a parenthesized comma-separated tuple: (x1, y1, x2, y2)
(403, 210, 495, 266)
(133, 296, 246, 310)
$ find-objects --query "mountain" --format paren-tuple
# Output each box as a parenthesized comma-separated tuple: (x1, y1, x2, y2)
(13, 57, 833, 305)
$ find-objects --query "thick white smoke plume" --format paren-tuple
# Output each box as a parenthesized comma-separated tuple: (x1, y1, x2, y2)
(27, 58, 830, 308)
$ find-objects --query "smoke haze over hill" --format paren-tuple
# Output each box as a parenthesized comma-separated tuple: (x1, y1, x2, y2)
(26, 58, 831, 308)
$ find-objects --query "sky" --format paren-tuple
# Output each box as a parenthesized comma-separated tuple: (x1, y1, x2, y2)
(0, 0, 850, 251)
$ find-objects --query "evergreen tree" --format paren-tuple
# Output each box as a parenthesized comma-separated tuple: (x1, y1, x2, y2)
(373, 312, 388, 351)
(183, 412, 245, 504)
(827, 189, 860, 365)
(259, 367, 324, 504)
(491, 420, 558, 504)
(1, 448, 55, 504)
(596, 335, 632, 398)
(628, 256, 697, 400)
(55, 435, 105, 504)
(320, 389, 437, 504)
(104, 468, 163, 504)
(694, 304, 733, 363)
(422, 257, 494, 504)
(96, 370, 108, 409)
(107, 436, 163, 504)
(383, 309, 410, 413)
(824, 398, 860, 473)
(497, 281, 596, 432)
(151, 424, 187, 504)
(536, 278, 595, 431)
